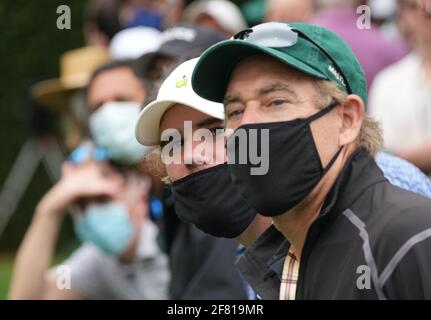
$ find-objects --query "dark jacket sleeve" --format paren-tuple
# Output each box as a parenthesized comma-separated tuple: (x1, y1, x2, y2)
(169, 223, 248, 300)
(383, 235, 431, 299)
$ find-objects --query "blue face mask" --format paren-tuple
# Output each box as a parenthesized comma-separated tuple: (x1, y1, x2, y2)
(74, 202, 134, 256)
(89, 102, 152, 165)
(126, 7, 164, 30)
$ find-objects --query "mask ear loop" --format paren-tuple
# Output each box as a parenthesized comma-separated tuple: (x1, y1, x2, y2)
(321, 145, 344, 176)
(305, 101, 339, 124)
(306, 101, 344, 175)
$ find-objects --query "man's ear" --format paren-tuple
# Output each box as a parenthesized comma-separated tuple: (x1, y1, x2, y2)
(338, 94, 364, 147)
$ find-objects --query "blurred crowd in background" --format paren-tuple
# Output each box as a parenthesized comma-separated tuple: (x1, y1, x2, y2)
(0, 0, 430, 300)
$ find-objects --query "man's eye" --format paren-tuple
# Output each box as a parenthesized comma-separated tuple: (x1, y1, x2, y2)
(268, 99, 288, 107)
(227, 109, 243, 119)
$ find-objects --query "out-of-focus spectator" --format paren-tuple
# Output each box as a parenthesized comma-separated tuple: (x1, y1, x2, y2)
(265, 0, 315, 23)
(181, 0, 248, 36)
(9, 55, 170, 300)
(109, 26, 161, 59)
(397, 0, 431, 49)
(32, 47, 111, 111)
(369, 0, 431, 173)
(119, 0, 185, 31)
(86, 60, 152, 165)
(85, 58, 165, 194)
(84, 0, 123, 47)
(136, 23, 226, 85)
(376, 152, 431, 197)
(369, 0, 397, 22)
(9, 153, 169, 300)
(311, 0, 408, 89)
(30, 46, 111, 150)
(368, 0, 402, 41)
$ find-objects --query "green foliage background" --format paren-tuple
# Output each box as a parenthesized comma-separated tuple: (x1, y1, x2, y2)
(0, 0, 88, 297)
(0, 0, 87, 252)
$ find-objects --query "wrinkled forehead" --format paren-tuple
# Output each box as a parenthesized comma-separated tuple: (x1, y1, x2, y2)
(226, 55, 317, 100)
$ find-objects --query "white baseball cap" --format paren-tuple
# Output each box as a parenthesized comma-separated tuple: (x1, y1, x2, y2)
(135, 58, 225, 146)
(109, 27, 162, 60)
(182, 0, 248, 35)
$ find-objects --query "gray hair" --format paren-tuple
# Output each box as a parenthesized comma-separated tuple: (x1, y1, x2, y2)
(313, 80, 383, 156)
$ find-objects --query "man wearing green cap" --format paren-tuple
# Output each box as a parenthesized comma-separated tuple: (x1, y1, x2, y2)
(192, 22, 431, 299)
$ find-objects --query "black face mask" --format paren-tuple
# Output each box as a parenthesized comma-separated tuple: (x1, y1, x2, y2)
(227, 102, 342, 217)
(170, 163, 258, 238)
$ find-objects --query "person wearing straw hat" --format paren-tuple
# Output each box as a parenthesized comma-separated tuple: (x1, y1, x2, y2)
(31, 46, 111, 149)
(31, 46, 111, 111)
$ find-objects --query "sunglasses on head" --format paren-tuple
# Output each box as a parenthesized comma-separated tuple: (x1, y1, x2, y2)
(233, 22, 352, 94)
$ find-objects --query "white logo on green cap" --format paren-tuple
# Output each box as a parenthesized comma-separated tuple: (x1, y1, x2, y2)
(328, 65, 346, 87)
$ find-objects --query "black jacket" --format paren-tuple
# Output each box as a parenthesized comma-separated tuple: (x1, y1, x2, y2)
(162, 189, 248, 300)
(170, 222, 248, 299)
(237, 148, 431, 300)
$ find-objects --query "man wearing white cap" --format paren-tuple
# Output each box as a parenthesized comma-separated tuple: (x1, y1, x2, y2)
(136, 58, 271, 299)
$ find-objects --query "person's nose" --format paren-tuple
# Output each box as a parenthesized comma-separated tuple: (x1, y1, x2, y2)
(238, 102, 261, 127)
(183, 138, 212, 172)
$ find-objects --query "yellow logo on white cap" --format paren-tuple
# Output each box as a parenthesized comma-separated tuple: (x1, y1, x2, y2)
(176, 75, 188, 88)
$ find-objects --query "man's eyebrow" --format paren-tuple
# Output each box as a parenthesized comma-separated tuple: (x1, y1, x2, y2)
(223, 95, 241, 106)
(223, 82, 299, 106)
(258, 82, 298, 99)
(196, 117, 223, 128)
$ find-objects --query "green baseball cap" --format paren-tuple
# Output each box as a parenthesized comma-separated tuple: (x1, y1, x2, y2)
(192, 22, 367, 106)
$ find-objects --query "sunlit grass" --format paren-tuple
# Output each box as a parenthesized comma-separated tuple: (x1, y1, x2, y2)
(0, 253, 14, 299)
(0, 252, 72, 300)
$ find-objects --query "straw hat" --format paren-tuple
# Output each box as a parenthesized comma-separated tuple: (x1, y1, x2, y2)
(31, 46, 111, 110)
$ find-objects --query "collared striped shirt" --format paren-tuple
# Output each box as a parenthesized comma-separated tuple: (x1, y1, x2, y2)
(279, 248, 299, 300)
